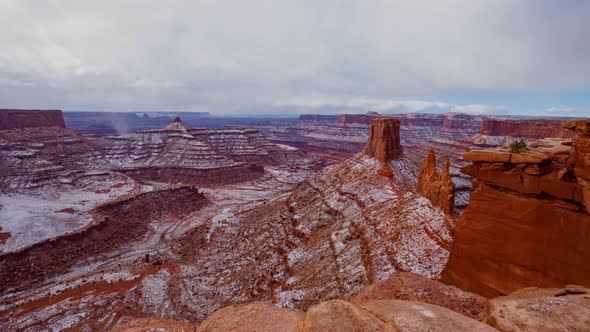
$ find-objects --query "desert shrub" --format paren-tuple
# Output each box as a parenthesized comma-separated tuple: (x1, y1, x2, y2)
(509, 139, 527, 153)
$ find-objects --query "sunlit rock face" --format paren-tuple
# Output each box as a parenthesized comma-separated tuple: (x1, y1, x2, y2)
(442, 121, 590, 298)
(416, 150, 455, 215)
(365, 118, 403, 162)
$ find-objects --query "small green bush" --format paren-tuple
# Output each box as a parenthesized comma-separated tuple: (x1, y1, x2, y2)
(510, 139, 527, 153)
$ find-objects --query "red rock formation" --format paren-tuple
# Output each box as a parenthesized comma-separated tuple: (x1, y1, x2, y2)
(350, 272, 488, 320)
(416, 150, 455, 215)
(365, 118, 402, 163)
(338, 113, 380, 125)
(441, 125, 590, 298)
(479, 118, 575, 139)
(0, 109, 65, 129)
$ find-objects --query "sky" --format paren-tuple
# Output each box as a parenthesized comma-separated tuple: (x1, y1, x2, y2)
(0, 0, 589, 116)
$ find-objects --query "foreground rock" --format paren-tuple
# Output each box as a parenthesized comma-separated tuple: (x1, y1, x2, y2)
(442, 122, 590, 297)
(196, 298, 497, 332)
(196, 302, 304, 332)
(350, 272, 488, 320)
(485, 286, 590, 332)
(109, 318, 196, 332)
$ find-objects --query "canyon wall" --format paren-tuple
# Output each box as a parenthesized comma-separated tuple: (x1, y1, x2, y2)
(0, 109, 65, 130)
(479, 118, 575, 139)
(442, 122, 590, 297)
(299, 114, 339, 122)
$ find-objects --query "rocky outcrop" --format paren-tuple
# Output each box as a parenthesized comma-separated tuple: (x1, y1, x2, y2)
(485, 286, 590, 332)
(0, 109, 65, 130)
(195, 299, 497, 332)
(350, 272, 488, 320)
(416, 150, 455, 214)
(109, 318, 196, 332)
(365, 118, 403, 163)
(196, 302, 304, 332)
(442, 122, 590, 298)
(480, 118, 575, 139)
(338, 113, 380, 125)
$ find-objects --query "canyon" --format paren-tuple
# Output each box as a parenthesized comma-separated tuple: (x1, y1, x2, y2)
(0, 109, 589, 331)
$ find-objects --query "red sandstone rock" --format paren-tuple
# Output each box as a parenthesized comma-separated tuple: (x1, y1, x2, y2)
(442, 181, 590, 298)
(0, 109, 65, 129)
(416, 150, 455, 215)
(480, 119, 575, 139)
(365, 118, 403, 163)
(485, 286, 590, 332)
(350, 272, 489, 320)
(196, 302, 304, 332)
(443, 122, 590, 298)
(109, 318, 196, 332)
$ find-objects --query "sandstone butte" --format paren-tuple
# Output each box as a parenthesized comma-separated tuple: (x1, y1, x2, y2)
(365, 117, 403, 163)
(0, 109, 65, 130)
(442, 119, 590, 298)
(416, 149, 456, 215)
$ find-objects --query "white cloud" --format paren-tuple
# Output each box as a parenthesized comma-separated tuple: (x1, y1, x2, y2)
(0, 1, 588, 113)
(274, 96, 506, 114)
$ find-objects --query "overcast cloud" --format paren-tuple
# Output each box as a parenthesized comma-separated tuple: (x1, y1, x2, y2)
(0, 0, 589, 115)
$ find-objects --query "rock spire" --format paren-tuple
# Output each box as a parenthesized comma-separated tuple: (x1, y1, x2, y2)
(416, 150, 455, 215)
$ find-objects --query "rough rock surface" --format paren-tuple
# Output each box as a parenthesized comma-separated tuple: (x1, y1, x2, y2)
(358, 300, 498, 332)
(442, 123, 590, 297)
(485, 286, 590, 332)
(350, 272, 488, 320)
(109, 318, 196, 332)
(196, 301, 304, 332)
(195, 298, 497, 332)
(365, 118, 403, 163)
(480, 118, 575, 139)
(416, 150, 455, 214)
(0, 109, 65, 129)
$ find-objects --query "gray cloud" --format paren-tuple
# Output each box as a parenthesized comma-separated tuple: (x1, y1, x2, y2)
(0, 0, 589, 114)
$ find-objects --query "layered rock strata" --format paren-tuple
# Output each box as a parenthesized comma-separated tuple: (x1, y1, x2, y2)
(442, 122, 590, 297)
(0, 109, 65, 129)
(0, 187, 208, 293)
(416, 150, 455, 214)
(365, 118, 402, 163)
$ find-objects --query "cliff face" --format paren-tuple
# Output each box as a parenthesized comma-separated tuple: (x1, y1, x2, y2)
(338, 113, 380, 125)
(365, 118, 402, 163)
(416, 150, 455, 215)
(0, 109, 65, 129)
(441, 122, 590, 297)
(479, 119, 575, 139)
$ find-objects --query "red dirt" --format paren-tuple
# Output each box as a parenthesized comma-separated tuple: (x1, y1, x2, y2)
(55, 208, 75, 214)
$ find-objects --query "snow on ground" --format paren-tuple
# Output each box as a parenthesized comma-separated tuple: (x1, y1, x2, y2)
(0, 179, 137, 254)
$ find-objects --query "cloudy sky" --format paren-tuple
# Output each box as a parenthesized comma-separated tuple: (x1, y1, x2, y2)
(1, 0, 589, 116)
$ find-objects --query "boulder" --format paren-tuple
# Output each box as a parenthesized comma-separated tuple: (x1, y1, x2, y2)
(358, 300, 498, 332)
(301, 300, 395, 331)
(108, 318, 196, 332)
(485, 286, 590, 332)
(196, 301, 304, 332)
(350, 272, 489, 320)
